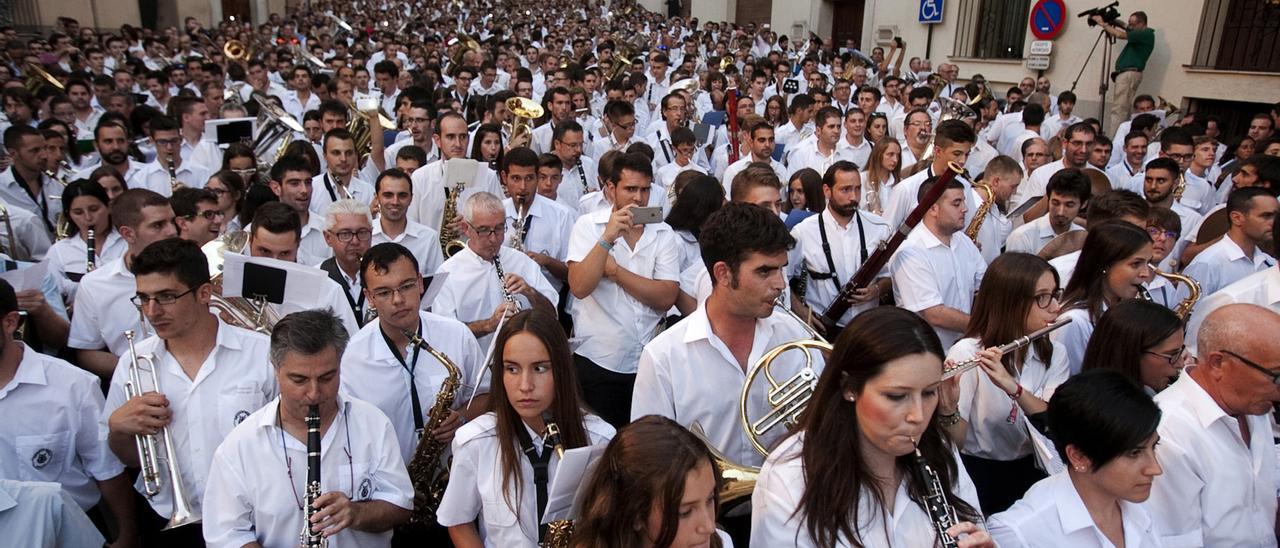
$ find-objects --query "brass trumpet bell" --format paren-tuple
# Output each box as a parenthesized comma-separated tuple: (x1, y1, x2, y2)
(505, 97, 544, 149)
(223, 39, 252, 62)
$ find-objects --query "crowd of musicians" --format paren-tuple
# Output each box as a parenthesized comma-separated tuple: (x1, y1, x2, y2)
(2, 1, 1280, 547)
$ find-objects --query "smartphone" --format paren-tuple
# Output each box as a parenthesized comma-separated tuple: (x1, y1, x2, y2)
(631, 206, 663, 225)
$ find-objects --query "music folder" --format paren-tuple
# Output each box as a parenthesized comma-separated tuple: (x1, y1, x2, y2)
(205, 117, 257, 146)
(221, 253, 327, 307)
(443, 158, 480, 190)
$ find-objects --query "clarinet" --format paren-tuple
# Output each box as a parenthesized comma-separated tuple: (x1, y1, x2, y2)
(912, 447, 960, 548)
(493, 255, 521, 311)
(86, 229, 96, 273)
(300, 405, 327, 548)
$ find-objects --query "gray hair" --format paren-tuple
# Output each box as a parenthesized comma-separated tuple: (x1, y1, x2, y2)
(462, 191, 505, 224)
(324, 198, 373, 231)
(269, 309, 350, 367)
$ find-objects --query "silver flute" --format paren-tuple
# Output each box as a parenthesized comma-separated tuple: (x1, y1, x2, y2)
(941, 318, 1072, 381)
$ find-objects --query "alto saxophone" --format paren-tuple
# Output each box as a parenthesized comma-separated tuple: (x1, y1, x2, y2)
(1155, 268, 1201, 321)
(440, 182, 466, 257)
(509, 196, 527, 252)
(912, 444, 960, 548)
(402, 328, 463, 525)
(964, 182, 994, 242)
(300, 405, 327, 548)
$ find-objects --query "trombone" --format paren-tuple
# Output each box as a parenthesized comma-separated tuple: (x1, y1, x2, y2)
(123, 330, 201, 530)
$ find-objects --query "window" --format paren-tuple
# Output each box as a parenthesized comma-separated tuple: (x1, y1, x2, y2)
(953, 0, 1033, 59)
(1192, 0, 1280, 73)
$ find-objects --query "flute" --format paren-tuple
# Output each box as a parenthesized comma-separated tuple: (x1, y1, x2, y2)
(941, 318, 1072, 381)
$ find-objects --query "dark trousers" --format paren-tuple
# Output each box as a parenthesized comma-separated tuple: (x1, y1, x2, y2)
(959, 453, 1045, 515)
(393, 522, 454, 547)
(719, 509, 753, 548)
(573, 353, 636, 429)
(137, 495, 205, 547)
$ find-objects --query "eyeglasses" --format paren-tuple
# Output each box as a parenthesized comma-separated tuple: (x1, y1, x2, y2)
(469, 222, 507, 237)
(1144, 345, 1186, 365)
(1165, 153, 1193, 162)
(206, 186, 230, 197)
(328, 228, 372, 242)
(1221, 349, 1280, 385)
(132, 284, 201, 307)
(1146, 226, 1178, 241)
(368, 279, 419, 301)
(154, 138, 182, 148)
(1033, 288, 1063, 309)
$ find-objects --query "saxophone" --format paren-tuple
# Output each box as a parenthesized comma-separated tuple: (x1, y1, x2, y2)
(1155, 268, 1201, 321)
(402, 328, 462, 525)
(509, 196, 528, 252)
(440, 182, 466, 257)
(912, 445, 960, 548)
(541, 421, 575, 548)
(300, 405, 327, 548)
(964, 182, 994, 242)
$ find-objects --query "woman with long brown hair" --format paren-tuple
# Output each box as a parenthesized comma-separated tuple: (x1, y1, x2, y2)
(572, 415, 729, 548)
(437, 309, 614, 547)
(860, 137, 902, 216)
(751, 306, 996, 547)
(943, 252, 1068, 514)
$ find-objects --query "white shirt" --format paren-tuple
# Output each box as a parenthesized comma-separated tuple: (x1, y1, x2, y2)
(970, 189, 1014, 264)
(1182, 235, 1275, 298)
(567, 208, 681, 374)
(1186, 268, 1280, 351)
(298, 212, 337, 267)
(138, 158, 213, 195)
(182, 137, 224, 172)
(1040, 115, 1082, 143)
(1011, 159, 1067, 211)
(633, 306, 821, 467)
(371, 219, 445, 275)
(989, 471, 1162, 548)
(437, 413, 615, 547)
(67, 257, 146, 355)
(202, 395, 413, 548)
(1049, 307, 1096, 376)
(785, 141, 853, 179)
(309, 173, 375, 215)
(751, 434, 982, 547)
(530, 121, 559, 156)
(1004, 215, 1084, 256)
(101, 321, 278, 517)
(790, 209, 890, 327)
(504, 196, 577, 291)
(1177, 171, 1217, 216)
(836, 136, 873, 170)
(434, 246, 558, 350)
(656, 161, 706, 200)
(948, 338, 1069, 460)
(965, 139, 1000, 179)
(0, 345, 124, 510)
(408, 159, 504, 231)
(882, 165, 979, 231)
(339, 312, 487, 463)
(1106, 161, 1145, 194)
(890, 225, 986, 349)
(0, 167, 60, 232)
(0, 197, 53, 261)
(0, 480, 105, 548)
(721, 156, 788, 198)
(1148, 373, 1279, 548)
(280, 89, 320, 121)
(45, 229, 127, 301)
(554, 156, 600, 211)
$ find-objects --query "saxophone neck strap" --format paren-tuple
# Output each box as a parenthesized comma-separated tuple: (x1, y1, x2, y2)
(514, 423, 553, 542)
(380, 322, 425, 433)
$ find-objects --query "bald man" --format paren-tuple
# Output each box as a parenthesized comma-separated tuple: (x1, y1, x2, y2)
(1147, 304, 1280, 547)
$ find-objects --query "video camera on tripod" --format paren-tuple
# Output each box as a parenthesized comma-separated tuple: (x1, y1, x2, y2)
(1078, 1, 1123, 27)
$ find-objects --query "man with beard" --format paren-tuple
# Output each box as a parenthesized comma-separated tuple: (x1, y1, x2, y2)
(1014, 122, 1095, 222)
(1182, 187, 1277, 297)
(1142, 157, 1201, 269)
(790, 161, 890, 330)
(370, 168, 444, 276)
(75, 119, 146, 183)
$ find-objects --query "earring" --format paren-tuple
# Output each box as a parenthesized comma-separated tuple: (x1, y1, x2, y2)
(845, 394, 856, 402)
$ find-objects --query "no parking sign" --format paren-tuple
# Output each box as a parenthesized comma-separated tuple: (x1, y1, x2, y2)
(1029, 0, 1066, 40)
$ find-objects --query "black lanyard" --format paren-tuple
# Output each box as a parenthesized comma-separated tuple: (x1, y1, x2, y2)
(323, 174, 348, 202)
(810, 212, 867, 289)
(330, 266, 367, 326)
(379, 324, 425, 432)
(522, 214, 533, 245)
(514, 424, 553, 542)
(12, 170, 54, 234)
(657, 130, 672, 163)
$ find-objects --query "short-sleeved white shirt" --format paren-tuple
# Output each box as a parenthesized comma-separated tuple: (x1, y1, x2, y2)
(67, 257, 145, 355)
(890, 225, 986, 349)
(948, 337, 1069, 461)
(504, 195, 578, 291)
(434, 246, 558, 349)
(790, 209, 891, 327)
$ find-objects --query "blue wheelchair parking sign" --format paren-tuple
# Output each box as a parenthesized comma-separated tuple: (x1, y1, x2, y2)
(919, 0, 944, 23)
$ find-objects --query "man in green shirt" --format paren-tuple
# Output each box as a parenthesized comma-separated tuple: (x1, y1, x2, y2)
(1092, 10, 1155, 134)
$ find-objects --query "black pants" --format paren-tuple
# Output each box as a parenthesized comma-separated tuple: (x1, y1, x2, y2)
(137, 496, 205, 547)
(959, 453, 1044, 516)
(573, 353, 636, 429)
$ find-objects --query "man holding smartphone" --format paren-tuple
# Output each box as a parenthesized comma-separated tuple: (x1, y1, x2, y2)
(567, 152, 681, 427)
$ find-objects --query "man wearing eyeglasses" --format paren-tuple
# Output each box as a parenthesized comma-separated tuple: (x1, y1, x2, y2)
(102, 237, 276, 545)
(203, 309, 413, 548)
(1148, 304, 1280, 547)
(68, 189, 177, 378)
(171, 187, 222, 247)
(139, 115, 212, 197)
(433, 192, 555, 351)
(319, 199, 376, 327)
(339, 243, 487, 480)
(407, 112, 503, 235)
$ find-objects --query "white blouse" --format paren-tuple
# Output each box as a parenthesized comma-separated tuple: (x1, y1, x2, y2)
(44, 229, 126, 302)
(436, 413, 615, 547)
(948, 337, 1069, 461)
(751, 434, 983, 547)
(989, 472, 1162, 548)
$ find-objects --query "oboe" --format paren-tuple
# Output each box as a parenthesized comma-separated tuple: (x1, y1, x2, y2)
(912, 445, 959, 548)
(86, 228, 96, 273)
(940, 318, 1072, 381)
(300, 405, 327, 548)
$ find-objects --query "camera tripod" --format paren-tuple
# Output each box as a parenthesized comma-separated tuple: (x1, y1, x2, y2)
(1069, 28, 1117, 130)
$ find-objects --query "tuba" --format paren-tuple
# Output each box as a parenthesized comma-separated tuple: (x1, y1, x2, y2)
(964, 182, 994, 241)
(914, 96, 977, 168)
(123, 330, 201, 530)
(1155, 268, 1201, 321)
(348, 99, 397, 164)
(403, 329, 463, 526)
(505, 97, 544, 150)
(249, 91, 304, 171)
(740, 296, 830, 457)
(24, 61, 65, 94)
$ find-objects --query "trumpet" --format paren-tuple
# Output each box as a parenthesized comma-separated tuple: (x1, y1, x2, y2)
(123, 330, 201, 530)
(940, 318, 1073, 381)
